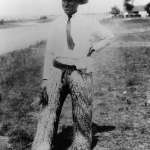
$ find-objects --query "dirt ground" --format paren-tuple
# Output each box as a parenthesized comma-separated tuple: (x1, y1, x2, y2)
(56, 18, 150, 150)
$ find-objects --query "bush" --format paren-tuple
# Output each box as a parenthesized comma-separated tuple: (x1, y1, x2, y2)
(124, 3, 134, 12)
(145, 3, 150, 16)
(110, 6, 121, 16)
(8, 127, 33, 150)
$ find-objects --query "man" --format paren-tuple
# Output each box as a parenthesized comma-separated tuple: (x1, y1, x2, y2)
(32, 1, 114, 150)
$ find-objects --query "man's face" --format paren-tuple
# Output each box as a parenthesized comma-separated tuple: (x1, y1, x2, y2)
(62, 0, 79, 16)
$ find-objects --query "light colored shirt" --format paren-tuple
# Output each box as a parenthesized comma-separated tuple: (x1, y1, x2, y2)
(45, 14, 113, 58)
(43, 14, 114, 78)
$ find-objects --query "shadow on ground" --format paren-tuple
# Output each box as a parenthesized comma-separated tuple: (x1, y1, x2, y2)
(54, 123, 116, 150)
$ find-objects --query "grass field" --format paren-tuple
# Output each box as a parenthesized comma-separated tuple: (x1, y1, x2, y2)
(1, 18, 150, 150)
(91, 18, 150, 150)
(0, 41, 46, 150)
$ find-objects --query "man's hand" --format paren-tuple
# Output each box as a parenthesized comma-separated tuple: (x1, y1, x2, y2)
(87, 47, 96, 57)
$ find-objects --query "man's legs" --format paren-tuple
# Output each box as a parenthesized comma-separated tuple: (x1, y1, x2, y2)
(69, 71, 93, 150)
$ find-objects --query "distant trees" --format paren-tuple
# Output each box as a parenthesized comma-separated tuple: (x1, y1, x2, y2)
(145, 3, 150, 16)
(124, 2, 134, 12)
(110, 6, 121, 17)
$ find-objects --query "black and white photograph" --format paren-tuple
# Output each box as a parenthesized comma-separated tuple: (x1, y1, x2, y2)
(1, 0, 150, 150)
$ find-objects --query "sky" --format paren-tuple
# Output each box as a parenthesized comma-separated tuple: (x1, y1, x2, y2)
(0, 0, 150, 18)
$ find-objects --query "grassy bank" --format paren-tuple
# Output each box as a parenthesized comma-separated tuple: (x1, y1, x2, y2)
(0, 41, 46, 150)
